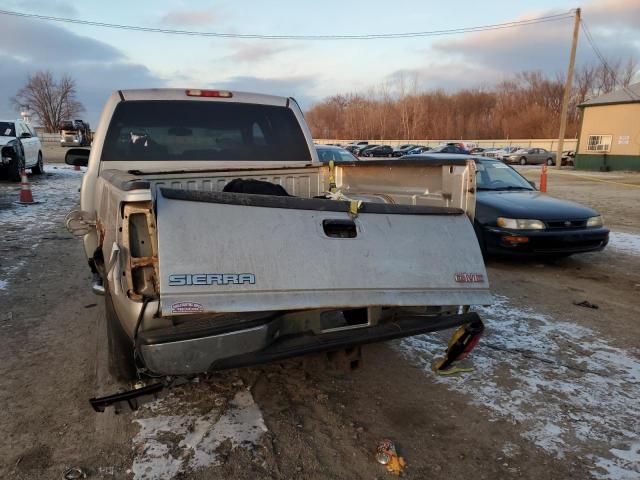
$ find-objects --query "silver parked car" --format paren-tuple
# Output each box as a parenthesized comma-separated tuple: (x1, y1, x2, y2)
(503, 148, 556, 166)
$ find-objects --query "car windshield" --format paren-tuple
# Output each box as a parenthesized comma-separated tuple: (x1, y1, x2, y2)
(316, 148, 356, 163)
(476, 161, 534, 191)
(101, 100, 312, 162)
(0, 122, 16, 137)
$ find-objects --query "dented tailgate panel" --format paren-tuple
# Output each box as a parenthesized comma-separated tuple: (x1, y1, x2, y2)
(156, 190, 491, 316)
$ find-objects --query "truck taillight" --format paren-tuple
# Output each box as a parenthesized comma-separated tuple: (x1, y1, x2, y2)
(185, 89, 233, 98)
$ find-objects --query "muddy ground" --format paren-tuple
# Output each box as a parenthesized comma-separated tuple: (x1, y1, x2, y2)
(0, 159, 638, 479)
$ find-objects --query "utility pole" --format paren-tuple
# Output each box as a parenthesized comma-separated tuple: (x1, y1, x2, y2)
(556, 8, 581, 169)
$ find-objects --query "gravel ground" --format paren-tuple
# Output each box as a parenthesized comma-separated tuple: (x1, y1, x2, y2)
(0, 165, 638, 479)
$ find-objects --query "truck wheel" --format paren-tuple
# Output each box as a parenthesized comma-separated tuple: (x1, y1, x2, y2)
(31, 152, 44, 174)
(546, 158, 554, 166)
(105, 289, 137, 382)
(8, 154, 24, 182)
(519, 157, 527, 165)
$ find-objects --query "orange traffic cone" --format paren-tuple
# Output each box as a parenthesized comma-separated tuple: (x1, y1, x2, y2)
(18, 170, 35, 204)
(539, 165, 548, 193)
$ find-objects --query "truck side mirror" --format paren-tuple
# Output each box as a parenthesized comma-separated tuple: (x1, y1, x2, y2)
(65, 148, 90, 167)
(20, 132, 31, 139)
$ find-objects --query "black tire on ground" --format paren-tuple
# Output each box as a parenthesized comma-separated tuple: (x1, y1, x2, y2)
(8, 153, 24, 182)
(546, 158, 554, 166)
(31, 152, 44, 174)
(105, 289, 137, 382)
(519, 157, 527, 165)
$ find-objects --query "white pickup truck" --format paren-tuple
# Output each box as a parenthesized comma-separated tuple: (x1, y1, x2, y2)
(65, 89, 490, 409)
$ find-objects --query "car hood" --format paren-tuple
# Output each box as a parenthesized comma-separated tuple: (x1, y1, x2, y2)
(0, 136, 17, 146)
(477, 190, 598, 221)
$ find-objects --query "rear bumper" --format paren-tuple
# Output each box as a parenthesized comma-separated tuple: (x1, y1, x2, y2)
(138, 311, 482, 375)
(483, 226, 609, 255)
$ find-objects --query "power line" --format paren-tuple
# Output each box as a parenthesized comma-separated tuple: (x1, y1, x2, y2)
(0, 8, 574, 40)
(580, 19, 639, 100)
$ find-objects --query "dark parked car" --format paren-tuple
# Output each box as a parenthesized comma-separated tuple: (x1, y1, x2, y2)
(431, 144, 469, 154)
(354, 144, 380, 156)
(472, 157, 609, 256)
(392, 144, 416, 157)
(315, 145, 359, 163)
(405, 146, 430, 155)
(362, 145, 394, 157)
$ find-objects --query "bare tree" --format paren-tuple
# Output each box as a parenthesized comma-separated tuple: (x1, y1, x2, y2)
(11, 71, 84, 133)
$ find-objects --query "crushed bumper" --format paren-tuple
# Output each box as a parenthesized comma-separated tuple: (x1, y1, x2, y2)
(138, 311, 482, 375)
(484, 226, 609, 255)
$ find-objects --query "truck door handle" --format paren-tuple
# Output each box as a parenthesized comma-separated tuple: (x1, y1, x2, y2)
(322, 219, 357, 238)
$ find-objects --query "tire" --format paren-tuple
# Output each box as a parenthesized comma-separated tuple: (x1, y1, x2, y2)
(104, 289, 137, 382)
(473, 220, 488, 259)
(8, 151, 24, 182)
(519, 157, 527, 165)
(31, 152, 44, 174)
(546, 158, 554, 166)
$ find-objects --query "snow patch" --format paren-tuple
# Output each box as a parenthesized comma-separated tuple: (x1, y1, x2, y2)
(0, 279, 7, 290)
(132, 389, 268, 479)
(396, 295, 640, 479)
(608, 231, 640, 256)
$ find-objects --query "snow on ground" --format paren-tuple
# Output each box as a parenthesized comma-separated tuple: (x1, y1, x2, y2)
(608, 231, 640, 256)
(397, 295, 640, 480)
(132, 386, 268, 479)
(0, 166, 82, 290)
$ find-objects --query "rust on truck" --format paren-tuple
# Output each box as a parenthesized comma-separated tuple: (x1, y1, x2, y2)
(121, 201, 159, 300)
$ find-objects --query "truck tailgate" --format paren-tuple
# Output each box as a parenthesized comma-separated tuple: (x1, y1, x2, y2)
(156, 189, 491, 315)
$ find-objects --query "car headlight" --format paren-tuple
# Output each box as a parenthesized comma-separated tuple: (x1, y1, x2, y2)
(586, 215, 603, 227)
(497, 217, 545, 230)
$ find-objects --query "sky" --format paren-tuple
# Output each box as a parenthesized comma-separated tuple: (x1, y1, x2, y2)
(0, 0, 638, 125)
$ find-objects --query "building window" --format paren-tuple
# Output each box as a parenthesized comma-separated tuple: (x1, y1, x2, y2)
(586, 135, 612, 152)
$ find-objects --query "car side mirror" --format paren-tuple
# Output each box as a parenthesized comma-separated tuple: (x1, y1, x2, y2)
(65, 148, 90, 167)
(20, 132, 31, 139)
(528, 180, 537, 189)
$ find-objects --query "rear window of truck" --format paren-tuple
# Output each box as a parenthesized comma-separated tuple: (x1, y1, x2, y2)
(100, 100, 312, 162)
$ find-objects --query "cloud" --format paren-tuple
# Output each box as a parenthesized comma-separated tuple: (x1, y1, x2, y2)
(213, 75, 318, 108)
(0, 16, 122, 63)
(5, 0, 77, 16)
(586, 0, 640, 30)
(158, 9, 219, 27)
(0, 15, 165, 123)
(426, 1, 640, 84)
(226, 42, 293, 63)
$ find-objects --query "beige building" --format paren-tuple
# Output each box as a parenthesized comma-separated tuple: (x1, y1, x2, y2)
(576, 82, 640, 171)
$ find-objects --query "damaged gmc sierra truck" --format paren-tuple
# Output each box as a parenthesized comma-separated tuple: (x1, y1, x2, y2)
(65, 88, 491, 410)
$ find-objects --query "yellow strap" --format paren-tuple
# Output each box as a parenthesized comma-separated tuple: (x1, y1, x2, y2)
(349, 199, 361, 218)
(432, 358, 474, 375)
(328, 160, 337, 193)
(435, 366, 475, 376)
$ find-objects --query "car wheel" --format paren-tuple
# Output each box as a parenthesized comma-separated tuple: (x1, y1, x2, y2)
(546, 158, 554, 166)
(31, 152, 44, 174)
(105, 288, 137, 382)
(473, 220, 488, 259)
(519, 157, 527, 165)
(8, 152, 25, 182)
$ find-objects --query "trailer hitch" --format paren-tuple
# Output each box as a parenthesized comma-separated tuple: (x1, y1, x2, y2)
(89, 382, 165, 413)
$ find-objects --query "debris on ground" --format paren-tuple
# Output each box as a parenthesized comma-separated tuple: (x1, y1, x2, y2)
(375, 439, 406, 476)
(573, 300, 599, 309)
(62, 466, 87, 479)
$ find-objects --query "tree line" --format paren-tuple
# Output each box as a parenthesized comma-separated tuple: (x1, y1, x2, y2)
(305, 59, 638, 140)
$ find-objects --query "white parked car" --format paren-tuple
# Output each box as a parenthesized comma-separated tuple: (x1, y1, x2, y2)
(0, 119, 44, 181)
